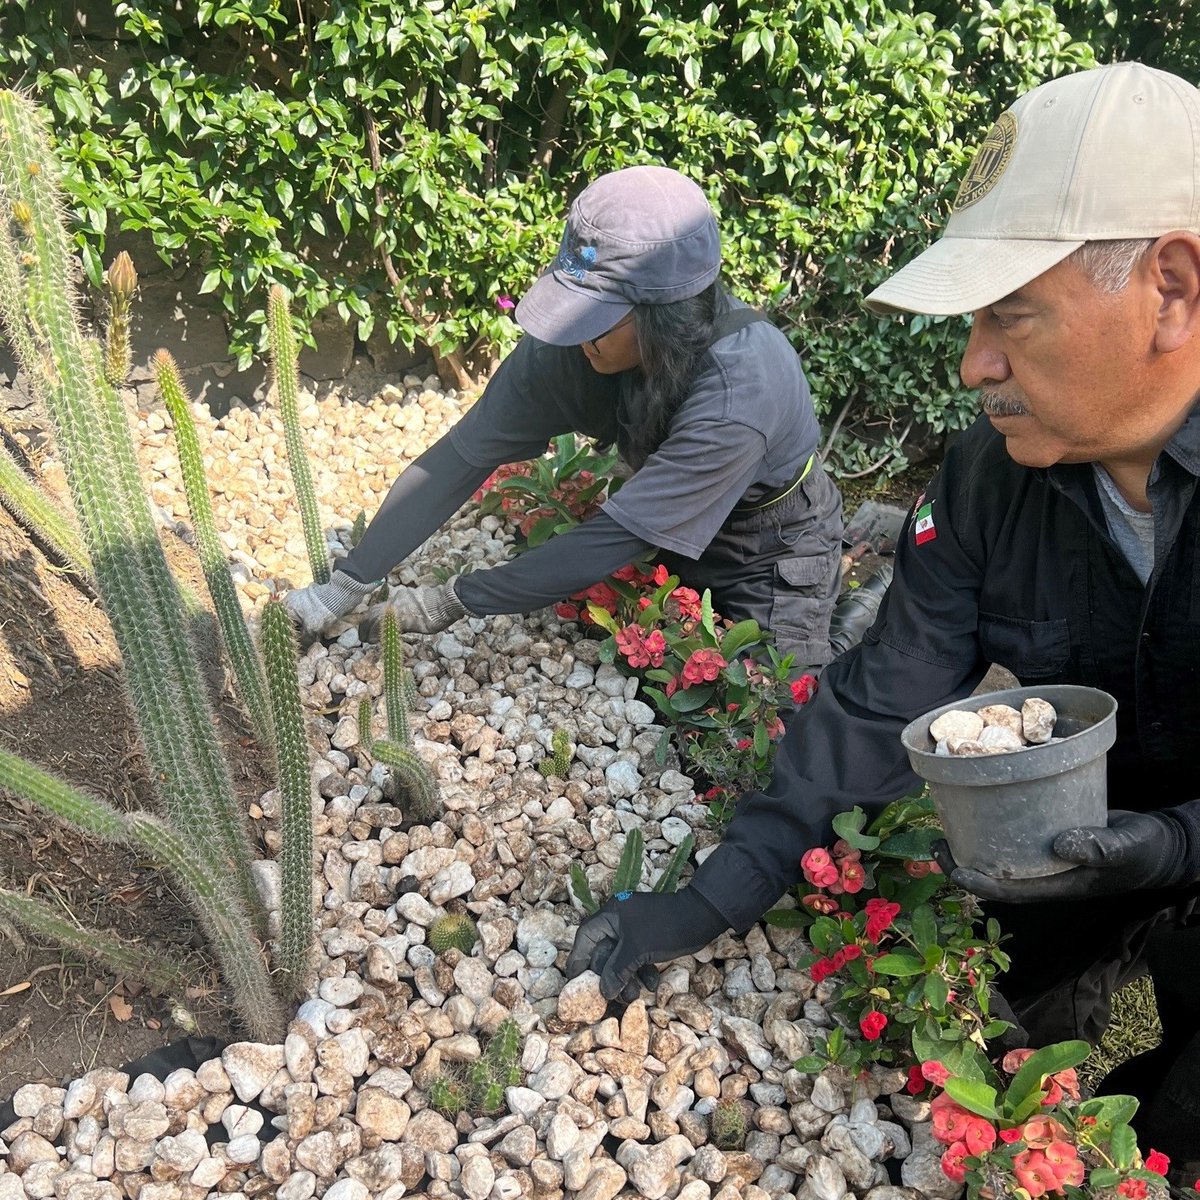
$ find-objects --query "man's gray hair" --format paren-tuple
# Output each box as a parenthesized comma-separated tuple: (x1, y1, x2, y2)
(1069, 238, 1155, 293)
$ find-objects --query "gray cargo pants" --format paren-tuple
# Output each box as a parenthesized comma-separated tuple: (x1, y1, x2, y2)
(657, 463, 843, 671)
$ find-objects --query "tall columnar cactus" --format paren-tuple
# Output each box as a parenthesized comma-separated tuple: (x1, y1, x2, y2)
(612, 826, 645, 895)
(154, 349, 273, 748)
(0, 90, 269, 1029)
(357, 697, 375, 753)
(103, 250, 136, 387)
(267, 285, 328, 584)
(381, 608, 411, 746)
(258, 600, 315, 999)
(0, 438, 93, 578)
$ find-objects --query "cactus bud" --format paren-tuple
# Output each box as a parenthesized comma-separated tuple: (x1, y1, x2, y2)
(106, 251, 137, 305)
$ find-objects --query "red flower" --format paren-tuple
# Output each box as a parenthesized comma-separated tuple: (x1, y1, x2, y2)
(1145, 1150, 1171, 1176)
(809, 957, 837, 983)
(652, 564, 670, 586)
(554, 602, 579, 620)
(664, 675, 681, 698)
(840, 859, 866, 893)
(904, 859, 933, 878)
(921, 1060, 951, 1086)
(864, 897, 901, 943)
(906, 1066, 925, 1095)
(1119, 1180, 1149, 1199)
(790, 673, 819, 704)
(999, 1127, 1023, 1144)
(1044, 1142, 1084, 1188)
(582, 581, 620, 613)
(681, 648, 726, 687)
(840, 944, 862, 961)
(801, 893, 839, 915)
(1014, 1150, 1061, 1198)
(940, 1141, 969, 1184)
(801, 847, 840, 889)
(670, 586, 702, 618)
(859, 1011, 887, 1040)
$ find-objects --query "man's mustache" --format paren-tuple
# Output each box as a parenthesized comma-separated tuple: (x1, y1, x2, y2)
(980, 392, 1029, 418)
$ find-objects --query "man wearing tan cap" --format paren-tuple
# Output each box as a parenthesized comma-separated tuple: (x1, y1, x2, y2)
(568, 62, 1200, 1167)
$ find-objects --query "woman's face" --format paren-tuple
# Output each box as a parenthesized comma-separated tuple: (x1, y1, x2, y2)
(581, 312, 642, 373)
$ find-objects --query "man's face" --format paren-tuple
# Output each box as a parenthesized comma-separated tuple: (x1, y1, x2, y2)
(959, 255, 1166, 469)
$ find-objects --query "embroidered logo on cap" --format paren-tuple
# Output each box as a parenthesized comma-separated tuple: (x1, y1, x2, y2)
(557, 243, 597, 282)
(954, 111, 1017, 212)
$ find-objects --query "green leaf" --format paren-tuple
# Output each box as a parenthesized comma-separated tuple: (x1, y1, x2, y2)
(1088, 1168, 1119, 1189)
(792, 1055, 826, 1073)
(1005, 1040, 1090, 1118)
(911, 904, 937, 954)
(719, 619, 763, 660)
(870, 952, 925, 977)
(923, 973, 949, 1012)
(586, 604, 619, 634)
(1110, 1122, 1136, 1169)
(832, 807, 881, 851)
(669, 685, 716, 714)
(944, 1078, 999, 1120)
(763, 907, 807, 928)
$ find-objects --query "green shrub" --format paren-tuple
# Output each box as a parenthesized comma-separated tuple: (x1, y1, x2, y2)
(0, 0, 1121, 469)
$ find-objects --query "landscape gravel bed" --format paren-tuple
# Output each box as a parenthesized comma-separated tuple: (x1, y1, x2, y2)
(0, 376, 957, 1200)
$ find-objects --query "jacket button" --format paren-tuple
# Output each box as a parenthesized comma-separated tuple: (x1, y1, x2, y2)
(1149, 721, 1165, 735)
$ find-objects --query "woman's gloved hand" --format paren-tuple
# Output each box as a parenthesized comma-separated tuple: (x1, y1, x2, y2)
(934, 809, 1190, 902)
(359, 580, 469, 640)
(283, 568, 379, 640)
(565, 888, 728, 1003)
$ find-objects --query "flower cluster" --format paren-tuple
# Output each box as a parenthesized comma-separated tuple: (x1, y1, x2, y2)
(924, 1043, 1173, 1199)
(473, 434, 620, 548)
(773, 798, 1010, 1080)
(577, 564, 810, 819)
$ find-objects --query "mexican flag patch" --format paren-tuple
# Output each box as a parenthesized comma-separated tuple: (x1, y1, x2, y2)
(914, 500, 936, 545)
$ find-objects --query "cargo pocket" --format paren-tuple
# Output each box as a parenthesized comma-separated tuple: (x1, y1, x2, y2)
(978, 612, 1070, 680)
(770, 552, 841, 667)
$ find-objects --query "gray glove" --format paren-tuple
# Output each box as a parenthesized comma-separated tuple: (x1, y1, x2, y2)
(359, 579, 469, 640)
(283, 567, 380, 639)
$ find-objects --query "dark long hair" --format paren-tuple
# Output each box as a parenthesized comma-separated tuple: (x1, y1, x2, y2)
(616, 282, 724, 469)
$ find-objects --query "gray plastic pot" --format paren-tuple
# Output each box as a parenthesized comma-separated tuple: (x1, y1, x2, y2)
(900, 684, 1118, 879)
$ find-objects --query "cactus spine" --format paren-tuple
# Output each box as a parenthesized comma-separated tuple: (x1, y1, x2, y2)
(267, 285, 328, 584)
(153, 349, 273, 748)
(0, 437, 92, 577)
(710, 1098, 749, 1150)
(349, 509, 366, 547)
(259, 600, 315, 999)
(428, 912, 478, 955)
(429, 1075, 469, 1118)
(381, 608, 410, 746)
(0, 886, 186, 992)
(102, 250, 135, 386)
(0, 90, 269, 1031)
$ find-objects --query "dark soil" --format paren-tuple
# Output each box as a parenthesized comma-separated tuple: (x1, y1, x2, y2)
(0, 435, 270, 1099)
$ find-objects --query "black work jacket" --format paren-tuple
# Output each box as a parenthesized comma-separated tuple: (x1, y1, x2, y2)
(693, 409, 1200, 933)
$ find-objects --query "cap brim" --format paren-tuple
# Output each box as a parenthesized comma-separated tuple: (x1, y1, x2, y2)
(515, 270, 633, 346)
(863, 236, 1083, 316)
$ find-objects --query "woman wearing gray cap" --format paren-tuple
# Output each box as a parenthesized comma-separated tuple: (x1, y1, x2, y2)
(285, 165, 874, 669)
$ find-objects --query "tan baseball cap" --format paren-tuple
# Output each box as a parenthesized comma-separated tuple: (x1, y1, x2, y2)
(864, 62, 1200, 316)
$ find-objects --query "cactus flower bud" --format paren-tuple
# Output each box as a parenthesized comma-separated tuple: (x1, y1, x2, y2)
(106, 251, 137, 304)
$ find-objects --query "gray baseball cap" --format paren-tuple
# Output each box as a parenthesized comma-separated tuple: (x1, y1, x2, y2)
(516, 165, 721, 346)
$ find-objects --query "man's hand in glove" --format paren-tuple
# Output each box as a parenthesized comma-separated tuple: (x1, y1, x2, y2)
(934, 809, 1190, 902)
(565, 889, 728, 1003)
(359, 579, 469, 640)
(283, 568, 379, 640)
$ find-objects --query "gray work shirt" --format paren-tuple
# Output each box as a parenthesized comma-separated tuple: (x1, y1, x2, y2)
(449, 307, 820, 560)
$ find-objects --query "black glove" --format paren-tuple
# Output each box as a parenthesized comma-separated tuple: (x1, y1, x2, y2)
(565, 889, 729, 1002)
(934, 810, 1190, 903)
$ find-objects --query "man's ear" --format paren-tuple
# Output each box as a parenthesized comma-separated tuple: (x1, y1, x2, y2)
(1149, 231, 1200, 354)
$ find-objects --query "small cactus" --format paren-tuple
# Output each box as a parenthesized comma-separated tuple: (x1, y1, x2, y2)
(612, 826, 645, 895)
(427, 912, 478, 955)
(462, 1018, 523, 1114)
(537, 727, 572, 778)
(371, 738, 440, 824)
(381, 608, 410, 746)
(429, 1074, 469, 1118)
(710, 1098, 749, 1150)
(349, 509, 366, 547)
(357, 697, 375, 753)
(569, 863, 599, 915)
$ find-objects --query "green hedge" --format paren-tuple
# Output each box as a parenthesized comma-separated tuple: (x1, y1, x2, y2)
(0, 1, 1191, 472)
